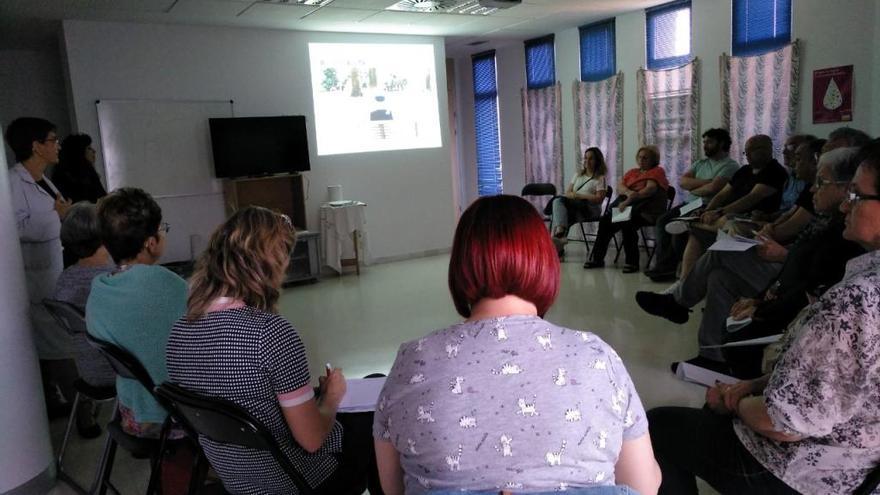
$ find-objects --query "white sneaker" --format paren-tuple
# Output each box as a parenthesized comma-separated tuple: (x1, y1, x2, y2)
(665, 220, 689, 235)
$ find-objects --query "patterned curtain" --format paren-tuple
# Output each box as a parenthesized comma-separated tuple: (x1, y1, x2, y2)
(721, 41, 800, 161)
(637, 58, 701, 203)
(521, 83, 563, 210)
(573, 72, 623, 189)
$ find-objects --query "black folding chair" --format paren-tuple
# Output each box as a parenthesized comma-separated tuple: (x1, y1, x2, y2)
(84, 334, 201, 495)
(521, 183, 557, 224)
(574, 185, 616, 258)
(614, 186, 676, 265)
(156, 382, 317, 495)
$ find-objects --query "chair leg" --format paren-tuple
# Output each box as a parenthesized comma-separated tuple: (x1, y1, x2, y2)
(58, 391, 81, 470)
(578, 222, 590, 258)
(146, 417, 173, 495)
(641, 227, 656, 266)
(613, 233, 622, 264)
(92, 434, 118, 495)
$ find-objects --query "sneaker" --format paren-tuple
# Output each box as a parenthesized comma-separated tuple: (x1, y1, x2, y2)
(583, 260, 605, 269)
(670, 355, 731, 375)
(635, 291, 690, 324)
(665, 220, 690, 235)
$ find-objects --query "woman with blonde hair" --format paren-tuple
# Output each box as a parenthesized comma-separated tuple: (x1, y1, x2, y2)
(166, 206, 383, 495)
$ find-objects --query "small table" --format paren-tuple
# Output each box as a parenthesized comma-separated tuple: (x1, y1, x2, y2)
(319, 201, 367, 275)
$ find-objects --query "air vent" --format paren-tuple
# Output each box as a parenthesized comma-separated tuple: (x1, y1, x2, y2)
(388, 0, 497, 15)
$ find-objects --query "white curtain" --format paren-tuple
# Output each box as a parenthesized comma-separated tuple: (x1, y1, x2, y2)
(573, 73, 623, 189)
(637, 59, 701, 203)
(521, 83, 563, 210)
(721, 41, 800, 161)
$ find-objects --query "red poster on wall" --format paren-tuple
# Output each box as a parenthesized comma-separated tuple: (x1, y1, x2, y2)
(813, 65, 853, 124)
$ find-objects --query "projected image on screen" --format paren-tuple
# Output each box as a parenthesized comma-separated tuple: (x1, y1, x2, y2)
(308, 43, 442, 156)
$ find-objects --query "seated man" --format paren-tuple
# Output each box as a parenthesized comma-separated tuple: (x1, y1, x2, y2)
(86, 187, 186, 438)
(678, 134, 789, 278)
(635, 147, 861, 373)
(776, 134, 814, 214)
(646, 128, 739, 282)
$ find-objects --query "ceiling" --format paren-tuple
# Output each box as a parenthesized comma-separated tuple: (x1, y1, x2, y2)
(0, 0, 663, 56)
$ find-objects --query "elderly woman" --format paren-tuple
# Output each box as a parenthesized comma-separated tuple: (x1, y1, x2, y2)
(5, 117, 74, 416)
(584, 146, 669, 273)
(647, 141, 880, 495)
(52, 202, 116, 437)
(167, 207, 383, 495)
(53, 133, 106, 204)
(373, 195, 661, 494)
(549, 147, 608, 257)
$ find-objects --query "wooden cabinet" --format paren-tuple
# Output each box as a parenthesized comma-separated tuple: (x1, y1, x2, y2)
(222, 174, 306, 230)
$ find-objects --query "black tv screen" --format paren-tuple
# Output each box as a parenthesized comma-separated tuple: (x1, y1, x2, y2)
(209, 116, 311, 178)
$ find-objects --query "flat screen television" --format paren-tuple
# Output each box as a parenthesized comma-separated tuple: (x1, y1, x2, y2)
(209, 116, 311, 178)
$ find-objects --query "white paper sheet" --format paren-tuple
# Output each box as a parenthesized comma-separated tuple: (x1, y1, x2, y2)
(702, 333, 783, 349)
(708, 231, 759, 252)
(611, 206, 632, 223)
(725, 316, 753, 332)
(338, 377, 386, 412)
(675, 362, 739, 387)
(679, 198, 704, 215)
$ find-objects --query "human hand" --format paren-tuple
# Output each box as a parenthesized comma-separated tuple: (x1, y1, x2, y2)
(318, 367, 347, 408)
(757, 223, 775, 239)
(54, 197, 73, 218)
(729, 298, 758, 321)
(756, 235, 788, 262)
(700, 209, 721, 225)
(705, 384, 733, 415)
(565, 191, 576, 199)
(618, 197, 632, 211)
(722, 380, 758, 413)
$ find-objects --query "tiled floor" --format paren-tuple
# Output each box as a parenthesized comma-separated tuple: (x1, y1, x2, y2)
(48, 242, 717, 494)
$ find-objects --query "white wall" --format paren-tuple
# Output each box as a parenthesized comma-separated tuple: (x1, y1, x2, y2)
(0, 46, 71, 166)
(61, 20, 455, 262)
(454, 0, 880, 207)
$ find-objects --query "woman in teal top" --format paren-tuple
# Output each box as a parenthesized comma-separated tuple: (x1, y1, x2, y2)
(85, 187, 186, 437)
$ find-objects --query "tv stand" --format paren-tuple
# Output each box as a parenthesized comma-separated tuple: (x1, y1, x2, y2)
(222, 174, 306, 230)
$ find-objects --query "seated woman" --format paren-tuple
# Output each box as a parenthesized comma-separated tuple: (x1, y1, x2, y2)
(584, 146, 669, 273)
(85, 187, 186, 438)
(373, 195, 661, 495)
(549, 147, 608, 257)
(52, 202, 116, 437)
(167, 207, 383, 495)
(647, 142, 880, 495)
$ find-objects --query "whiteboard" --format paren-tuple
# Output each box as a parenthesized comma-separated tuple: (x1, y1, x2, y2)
(96, 99, 233, 262)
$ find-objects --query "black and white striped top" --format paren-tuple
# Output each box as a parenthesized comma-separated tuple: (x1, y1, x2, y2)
(167, 307, 343, 494)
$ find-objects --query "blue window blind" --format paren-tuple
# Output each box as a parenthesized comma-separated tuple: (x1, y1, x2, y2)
(646, 0, 691, 69)
(524, 35, 556, 89)
(579, 19, 616, 82)
(472, 51, 502, 196)
(732, 0, 791, 56)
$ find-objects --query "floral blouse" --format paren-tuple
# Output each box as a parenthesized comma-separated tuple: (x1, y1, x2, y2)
(734, 249, 880, 495)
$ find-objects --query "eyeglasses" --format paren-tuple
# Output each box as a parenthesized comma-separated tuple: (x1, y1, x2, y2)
(158, 222, 171, 235)
(814, 177, 848, 188)
(41, 136, 59, 144)
(846, 186, 880, 204)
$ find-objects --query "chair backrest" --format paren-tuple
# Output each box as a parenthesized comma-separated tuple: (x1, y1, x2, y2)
(601, 185, 615, 216)
(521, 182, 557, 197)
(43, 298, 88, 336)
(85, 333, 156, 389)
(156, 382, 315, 495)
(665, 186, 676, 209)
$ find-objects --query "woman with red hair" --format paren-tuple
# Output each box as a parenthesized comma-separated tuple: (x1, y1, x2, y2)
(372, 195, 661, 495)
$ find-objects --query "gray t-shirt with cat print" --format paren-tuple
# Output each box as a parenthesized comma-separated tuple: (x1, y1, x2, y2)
(373, 315, 648, 494)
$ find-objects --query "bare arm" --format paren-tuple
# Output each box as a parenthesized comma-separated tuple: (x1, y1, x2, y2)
(704, 183, 734, 211)
(375, 439, 405, 495)
(770, 207, 814, 244)
(678, 170, 711, 191)
(280, 369, 345, 453)
(689, 176, 731, 198)
(736, 396, 804, 443)
(615, 433, 662, 495)
(718, 184, 777, 216)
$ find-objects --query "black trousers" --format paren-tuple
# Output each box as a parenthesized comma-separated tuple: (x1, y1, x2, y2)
(651, 206, 686, 272)
(590, 214, 642, 266)
(317, 411, 384, 495)
(648, 407, 798, 495)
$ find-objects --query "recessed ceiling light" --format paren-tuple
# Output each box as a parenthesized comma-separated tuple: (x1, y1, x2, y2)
(387, 0, 497, 15)
(258, 0, 335, 6)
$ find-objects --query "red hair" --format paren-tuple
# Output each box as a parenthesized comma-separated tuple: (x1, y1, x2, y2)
(448, 195, 560, 317)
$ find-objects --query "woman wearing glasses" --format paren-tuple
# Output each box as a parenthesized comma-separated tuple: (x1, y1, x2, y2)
(5, 117, 76, 417)
(647, 140, 880, 495)
(167, 207, 384, 495)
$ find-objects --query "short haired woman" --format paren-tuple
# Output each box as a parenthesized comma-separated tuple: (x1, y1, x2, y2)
(549, 147, 608, 257)
(167, 207, 383, 495)
(373, 195, 661, 494)
(584, 145, 669, 273)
